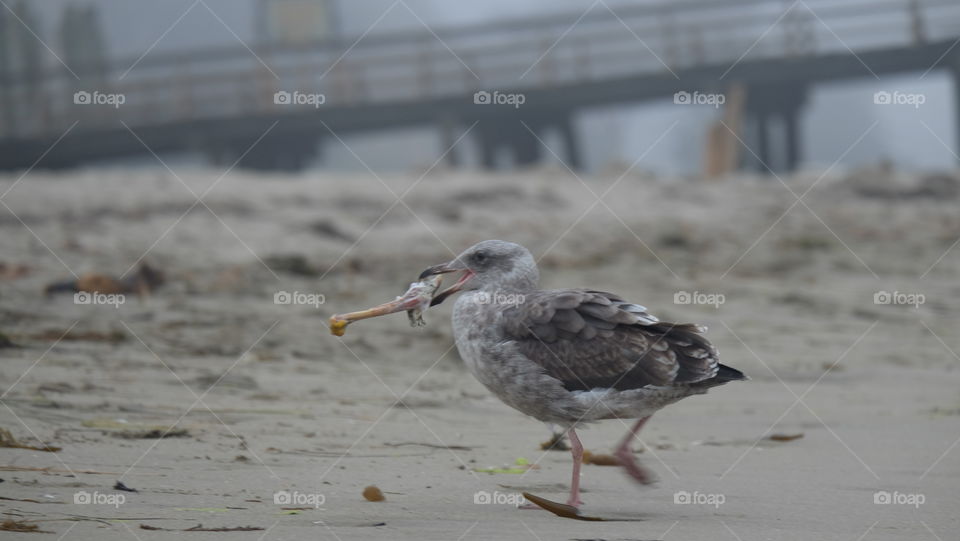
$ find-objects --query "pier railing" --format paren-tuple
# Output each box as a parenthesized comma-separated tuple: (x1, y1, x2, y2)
(1, 0, 958, 139)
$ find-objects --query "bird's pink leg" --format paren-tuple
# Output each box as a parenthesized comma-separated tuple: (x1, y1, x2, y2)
(566, 427, 584, 507)
(615, 416, 657, 485)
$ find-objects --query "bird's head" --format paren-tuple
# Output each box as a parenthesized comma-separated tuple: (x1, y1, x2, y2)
(419, 240, 538, 306)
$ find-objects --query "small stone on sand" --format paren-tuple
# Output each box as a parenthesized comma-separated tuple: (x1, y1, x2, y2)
(362, 485, 385, 502)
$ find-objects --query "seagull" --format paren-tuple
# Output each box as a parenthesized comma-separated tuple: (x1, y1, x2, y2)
(420, 240, 746, 509)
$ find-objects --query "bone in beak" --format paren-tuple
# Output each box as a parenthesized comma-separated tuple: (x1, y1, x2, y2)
(329, 275, 443, 336)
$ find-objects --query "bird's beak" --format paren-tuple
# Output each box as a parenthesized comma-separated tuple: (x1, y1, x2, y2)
(419, 260, 474, 306)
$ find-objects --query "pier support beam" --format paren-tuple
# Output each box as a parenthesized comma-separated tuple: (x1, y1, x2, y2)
(474, 111, 582, 171)
(438, 115, 462, 167)
(784, 107, 800, 171)
(755, 110, 770, 170)
(477, 122, 500, 169)
(475, 119, 543, 169)
(743, 83, 807, 173)
(511, 122, 542, 167)
(557, 114, 583, 171)
(212, 132, 322, 171)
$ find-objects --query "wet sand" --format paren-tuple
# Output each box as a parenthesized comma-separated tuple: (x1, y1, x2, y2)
(0, 166, 957, 539)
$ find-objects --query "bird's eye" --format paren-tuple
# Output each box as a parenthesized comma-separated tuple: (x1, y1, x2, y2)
(473, 251, 488, 264)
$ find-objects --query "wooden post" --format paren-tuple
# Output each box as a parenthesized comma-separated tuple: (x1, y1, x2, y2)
(703, 82, 746, 178)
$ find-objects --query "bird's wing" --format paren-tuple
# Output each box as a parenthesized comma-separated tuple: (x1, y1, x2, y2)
(499, 289, 719, 391)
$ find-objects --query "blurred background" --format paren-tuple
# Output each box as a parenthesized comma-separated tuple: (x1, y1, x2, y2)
(1, 0, 958, 173)
(0, 1, 958, 539)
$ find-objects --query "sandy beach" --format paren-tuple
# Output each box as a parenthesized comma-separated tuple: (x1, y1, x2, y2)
(0, 165, 958, 540)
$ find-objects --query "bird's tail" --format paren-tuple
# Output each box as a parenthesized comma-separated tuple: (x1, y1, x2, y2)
(693, 364, 748, 388)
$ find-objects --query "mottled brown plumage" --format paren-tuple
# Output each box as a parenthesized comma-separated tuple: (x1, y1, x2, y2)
(503, 289, 722, 391)
(420, 240, 746, 509)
